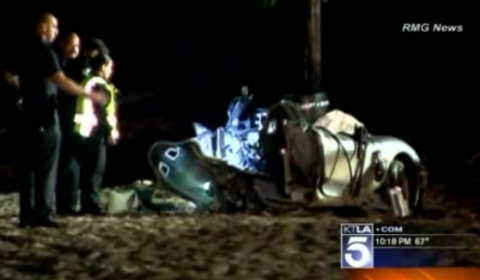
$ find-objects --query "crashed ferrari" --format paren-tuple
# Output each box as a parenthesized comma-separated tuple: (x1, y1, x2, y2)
(147, 89, 427, 217)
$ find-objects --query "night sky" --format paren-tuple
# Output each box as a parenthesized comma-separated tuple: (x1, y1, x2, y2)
(0, 0, 478, 159)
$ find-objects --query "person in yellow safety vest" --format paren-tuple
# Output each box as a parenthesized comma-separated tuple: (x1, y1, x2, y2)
(72, 53, 118, 215)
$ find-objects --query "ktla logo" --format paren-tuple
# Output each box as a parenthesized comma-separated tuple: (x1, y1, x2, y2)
(341, 224, 374, 269)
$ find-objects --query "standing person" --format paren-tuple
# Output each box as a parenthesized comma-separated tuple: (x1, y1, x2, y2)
(69, 38, 109, 83)
(4, 13, 106, 228)
(57, 32, 81, 69)
(74, 53, 119, 215)
(55, 32, 82, 215)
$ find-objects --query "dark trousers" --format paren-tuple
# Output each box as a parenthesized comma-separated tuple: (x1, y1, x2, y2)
(56, 121, 80, 213)
(14, 124, 60, 223)
(74, 134, 106, 213)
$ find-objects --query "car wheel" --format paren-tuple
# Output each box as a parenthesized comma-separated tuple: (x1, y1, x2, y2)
(375, 159, 414, 217)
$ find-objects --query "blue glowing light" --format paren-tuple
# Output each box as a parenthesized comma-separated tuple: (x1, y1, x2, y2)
(191, 90, 268, 173)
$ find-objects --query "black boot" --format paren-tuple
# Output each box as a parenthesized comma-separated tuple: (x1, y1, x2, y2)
(18, 219, 35, 228)
(35, 218, 61, 228)
(57, 209, 80, 216)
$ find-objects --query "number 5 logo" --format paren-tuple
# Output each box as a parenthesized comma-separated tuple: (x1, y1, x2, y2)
(344, 237, 371, 268)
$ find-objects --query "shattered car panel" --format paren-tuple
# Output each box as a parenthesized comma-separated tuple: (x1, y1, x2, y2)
(147, 140, 238, 210)
(313, 109, 363, 135)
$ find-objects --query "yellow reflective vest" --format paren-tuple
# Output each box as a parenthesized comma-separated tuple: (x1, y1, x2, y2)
(73, 75, 119, 140)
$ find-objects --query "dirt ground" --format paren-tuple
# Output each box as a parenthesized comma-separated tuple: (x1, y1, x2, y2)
(0, 183, 479, 280)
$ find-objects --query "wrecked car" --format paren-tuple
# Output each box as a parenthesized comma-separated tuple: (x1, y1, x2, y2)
(148, 91, 426, 217)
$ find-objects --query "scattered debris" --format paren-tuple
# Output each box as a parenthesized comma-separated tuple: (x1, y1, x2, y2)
(99, 180, 196, 215)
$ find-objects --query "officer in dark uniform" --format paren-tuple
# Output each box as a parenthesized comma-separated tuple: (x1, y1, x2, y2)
(57, 36, 108, 215)
(57, 32, 81, 69)
(4, 13, 106, 228)
(55, 32, 82, 215)
(55, 36, 110, 215)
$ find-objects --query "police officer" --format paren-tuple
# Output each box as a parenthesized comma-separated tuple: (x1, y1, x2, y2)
(57, 32, 81, 69)
(4, 13, 106, 228)
(69, 38, 109, 83)
(73, 53, 119, 215)
(56, 32, 82, 215)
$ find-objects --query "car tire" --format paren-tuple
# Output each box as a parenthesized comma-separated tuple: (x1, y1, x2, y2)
(375, 158, 425, 218)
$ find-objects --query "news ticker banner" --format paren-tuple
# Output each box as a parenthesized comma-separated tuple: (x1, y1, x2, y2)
(345, 268, 480, 280)
(340, 223, 480, 268)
